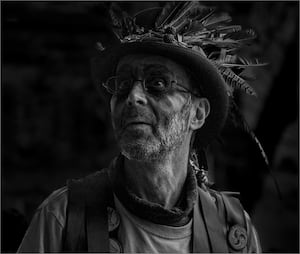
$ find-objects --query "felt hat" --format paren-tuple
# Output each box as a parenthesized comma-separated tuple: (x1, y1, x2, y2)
(91, 2, 262, 148)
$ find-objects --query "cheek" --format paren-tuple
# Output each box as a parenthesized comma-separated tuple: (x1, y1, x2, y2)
(110, 97, 123, 127)
(110, 96, 118, 114)
(152, 93, 188, 113)
(150, 94, 188, 126)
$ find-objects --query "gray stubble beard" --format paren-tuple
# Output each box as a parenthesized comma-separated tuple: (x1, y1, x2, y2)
(119, 97, 192, 162)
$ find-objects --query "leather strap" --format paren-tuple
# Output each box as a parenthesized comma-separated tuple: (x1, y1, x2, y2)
(64, 170, 112, 252)
(220, 192, 246, 228)
(63, 179, 87, 252)
(85, 171, 111, 252)
(193, 188, 210, 253)
(197, 187, 229, 253)
(220, 192, 248, 252)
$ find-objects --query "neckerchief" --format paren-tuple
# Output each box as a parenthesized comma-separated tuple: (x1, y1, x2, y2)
(109, 155, 198, 226)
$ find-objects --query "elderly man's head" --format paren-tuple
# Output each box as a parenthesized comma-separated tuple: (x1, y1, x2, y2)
(109, 54, 210, 162)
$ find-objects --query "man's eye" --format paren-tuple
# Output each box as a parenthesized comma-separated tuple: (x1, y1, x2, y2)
(147, 77, 167, 91)
(117, 79, 132, 90)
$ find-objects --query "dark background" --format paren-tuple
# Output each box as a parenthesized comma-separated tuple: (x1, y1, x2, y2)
(1, 1, 299, 252)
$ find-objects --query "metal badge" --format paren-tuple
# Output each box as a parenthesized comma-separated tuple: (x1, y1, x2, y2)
(107, 207, 120, 232)
(109, 238, 123, 253)
(227, 224, 248, 251)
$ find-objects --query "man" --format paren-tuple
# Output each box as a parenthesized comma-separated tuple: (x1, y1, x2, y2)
(18, 2, 263, 253)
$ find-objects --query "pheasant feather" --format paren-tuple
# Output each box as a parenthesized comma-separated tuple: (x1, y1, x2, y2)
(229, 101, 282, 198)
(224, 29, 256, 45)
(202, 12, 232, 29)
(239, 70, 257, 81)
(218, 66, 257, 96)
(229, 101, 269, 165)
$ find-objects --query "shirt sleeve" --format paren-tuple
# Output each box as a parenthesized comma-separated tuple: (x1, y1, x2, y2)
(17, 187, 68, 253)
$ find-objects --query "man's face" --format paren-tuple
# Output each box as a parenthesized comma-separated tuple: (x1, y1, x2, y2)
(110, 54, 195, 161)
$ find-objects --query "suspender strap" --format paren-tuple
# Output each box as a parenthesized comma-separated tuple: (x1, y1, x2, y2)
(220, 192, 246, 227)
(85, 171, 111, 252)
(63, 170, 112, 252)
(220, 192, 248, 252)
(193, 188, 210, 253)
(63, 179, 87, 252)
(197, 187, 229, 253)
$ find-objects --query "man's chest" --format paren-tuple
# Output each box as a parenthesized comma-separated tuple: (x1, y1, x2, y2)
(114, 195, 193, 253)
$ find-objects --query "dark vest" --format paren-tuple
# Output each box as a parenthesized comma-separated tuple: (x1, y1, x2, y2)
(63, 169, 251, 253)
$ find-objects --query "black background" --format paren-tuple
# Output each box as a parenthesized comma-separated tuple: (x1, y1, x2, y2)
(2, 1, 299, 252)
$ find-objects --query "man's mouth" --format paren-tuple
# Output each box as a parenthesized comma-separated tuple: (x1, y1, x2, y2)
(124, 121, 151, 128)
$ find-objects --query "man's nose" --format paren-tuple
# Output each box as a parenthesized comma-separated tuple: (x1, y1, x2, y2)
(126, 82, 147, 106)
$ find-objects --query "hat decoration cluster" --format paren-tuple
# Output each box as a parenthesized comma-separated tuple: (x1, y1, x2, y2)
(107, 1, 267, 98)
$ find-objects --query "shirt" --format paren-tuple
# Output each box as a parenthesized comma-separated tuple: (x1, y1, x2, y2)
(115, 194, 192, 253)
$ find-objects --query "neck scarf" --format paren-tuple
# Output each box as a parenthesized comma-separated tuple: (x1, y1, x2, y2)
(109, 155, 198, 226)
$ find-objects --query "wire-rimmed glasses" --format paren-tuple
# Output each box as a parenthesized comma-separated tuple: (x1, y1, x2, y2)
(102, 75, 200, 97)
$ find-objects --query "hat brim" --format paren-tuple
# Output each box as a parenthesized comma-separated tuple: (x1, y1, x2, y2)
(91, 41, 229, 148)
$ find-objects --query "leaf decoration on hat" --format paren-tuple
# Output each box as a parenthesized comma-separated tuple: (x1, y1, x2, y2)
(107, 1, 268, 98)
(167, 2, 210, 34)
(183, 9, 215, 35)
(202, 12, 232, 29)
(155, 2, 183, 29)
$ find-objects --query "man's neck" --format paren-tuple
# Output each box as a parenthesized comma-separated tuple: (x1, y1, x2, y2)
(123, 147, 189, 209)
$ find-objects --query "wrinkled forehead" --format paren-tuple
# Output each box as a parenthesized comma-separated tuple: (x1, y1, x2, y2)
(116, 54, 190, 80)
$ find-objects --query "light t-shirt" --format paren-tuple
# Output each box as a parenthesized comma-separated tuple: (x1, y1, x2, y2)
(114, 195, 193, 253)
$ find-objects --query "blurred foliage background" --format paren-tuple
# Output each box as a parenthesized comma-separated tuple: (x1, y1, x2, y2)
(1, 1, 299, 252)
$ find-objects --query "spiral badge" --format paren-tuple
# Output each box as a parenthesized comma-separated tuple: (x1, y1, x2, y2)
(227, 224, 248, 251)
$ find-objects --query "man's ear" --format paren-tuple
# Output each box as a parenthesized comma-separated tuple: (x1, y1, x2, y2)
(190, 98, 210, 131)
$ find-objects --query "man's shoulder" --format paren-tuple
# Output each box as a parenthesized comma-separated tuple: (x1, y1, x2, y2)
(37, 186, 68, 226)
(35, 169, 110, 224)
(198, 186, 261, 252)
(204, 187, 245, 219)
(197, 186, 248, 231)
(207, 187, 240, 199)
(38, 187, 68, 210)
